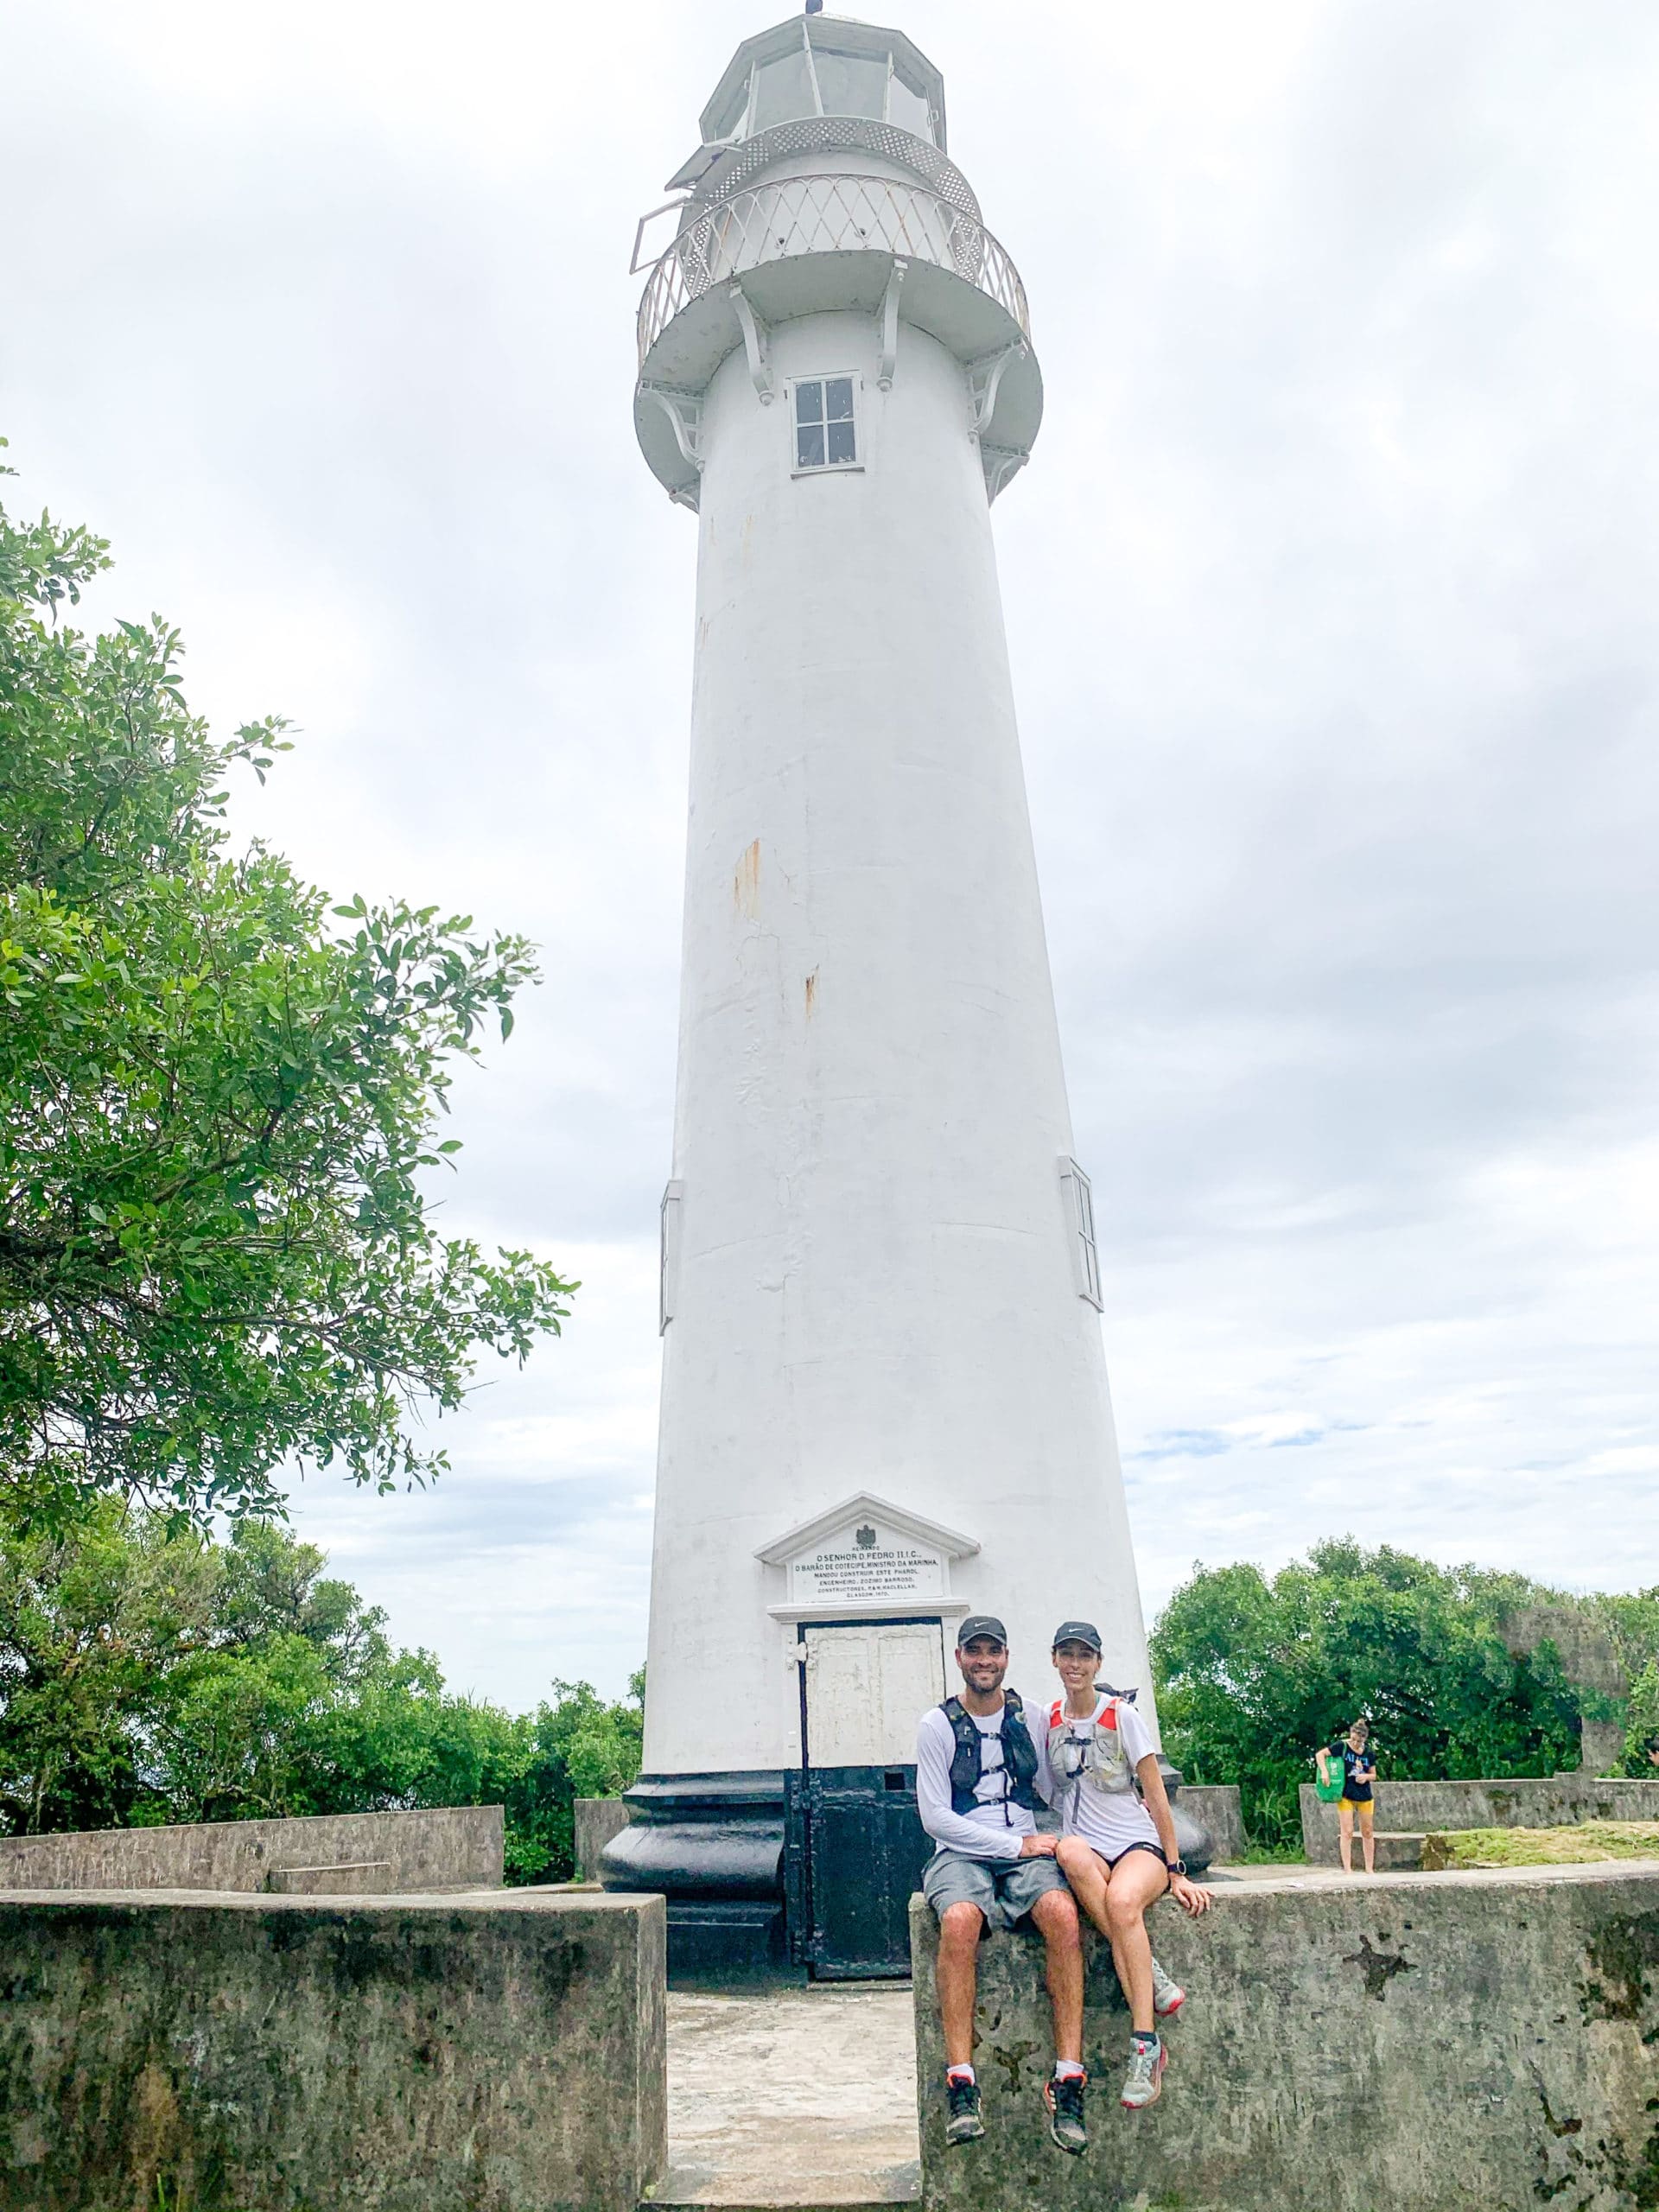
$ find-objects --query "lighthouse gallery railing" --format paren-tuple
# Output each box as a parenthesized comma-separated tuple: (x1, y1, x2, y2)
(637, 172, 1031, 371)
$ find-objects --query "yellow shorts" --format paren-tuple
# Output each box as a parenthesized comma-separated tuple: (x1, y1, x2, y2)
(1338, 1796, 1374, 1832)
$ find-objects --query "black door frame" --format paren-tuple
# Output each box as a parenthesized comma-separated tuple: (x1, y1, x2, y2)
(785, 1615, 946, 1977)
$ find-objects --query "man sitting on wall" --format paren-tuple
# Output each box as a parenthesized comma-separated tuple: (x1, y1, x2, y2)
(915, 1616, 1089, 2157)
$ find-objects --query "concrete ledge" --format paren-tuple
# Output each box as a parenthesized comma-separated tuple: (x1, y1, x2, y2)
(1173, 1784, 1244, 1863)
(0, 1803, 503, 1895)
(1300, 1776, 1659, 1865)
(575, 1795, 632, 1880)
(912, 1860, 1659, 2210)
(0, 1887, 665, 2212)
(264, 1859, 395, 1894)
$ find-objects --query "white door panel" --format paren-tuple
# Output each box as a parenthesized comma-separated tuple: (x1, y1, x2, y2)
(804, 1621, 945, 1766)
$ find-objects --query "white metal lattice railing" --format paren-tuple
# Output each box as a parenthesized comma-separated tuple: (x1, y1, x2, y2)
(637, 172, 1029, 370)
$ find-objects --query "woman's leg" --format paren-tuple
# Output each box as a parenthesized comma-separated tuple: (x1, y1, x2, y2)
(1337, 1801, 1354, 1872)
(1056, 1834, 1112, 1938)
(1359, 1800, 1376, 1874)
(1102, 1850, 1170, 2036)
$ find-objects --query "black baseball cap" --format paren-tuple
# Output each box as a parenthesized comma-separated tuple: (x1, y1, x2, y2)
(957, 1615, 1008, 1649)
(1051, 1620, 1103, 1654)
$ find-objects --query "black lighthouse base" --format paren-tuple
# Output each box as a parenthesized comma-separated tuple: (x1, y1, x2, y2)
(600, 1762, 1217, 1986)
(598, 1770, 793, 1986)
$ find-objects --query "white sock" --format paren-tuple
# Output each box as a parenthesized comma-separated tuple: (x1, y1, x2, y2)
(946, 2064, 976, 2086)
(1053, 2059, 1085, 2082)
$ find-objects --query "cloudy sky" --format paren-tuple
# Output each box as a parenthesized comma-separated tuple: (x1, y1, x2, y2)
(4, 2, 1656, 1710)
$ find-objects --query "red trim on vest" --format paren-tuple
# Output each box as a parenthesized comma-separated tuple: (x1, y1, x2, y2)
(1049, 1695, 1121, 1730)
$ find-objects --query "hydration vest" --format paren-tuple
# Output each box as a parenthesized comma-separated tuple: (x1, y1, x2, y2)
(1046, 1694, 1136, 1798)
(940, 1689, 1040, 1817)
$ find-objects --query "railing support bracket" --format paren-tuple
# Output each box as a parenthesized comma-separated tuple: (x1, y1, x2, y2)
(966, 340, 1025, 439)
(981, 443, 1029, 503)
(640, 384, 705, 474)
(731, 283, 775, 405)
(876, 256, 908, 391)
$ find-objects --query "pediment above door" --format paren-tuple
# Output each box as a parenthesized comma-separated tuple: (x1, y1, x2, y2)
(755, 1491, 979, 1620)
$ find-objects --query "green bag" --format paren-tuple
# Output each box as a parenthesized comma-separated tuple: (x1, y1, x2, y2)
(1314, 1751, 1344, 1805)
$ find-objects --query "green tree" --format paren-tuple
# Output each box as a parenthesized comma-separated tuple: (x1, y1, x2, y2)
(0, 446, 575, 1527)
(0, 1500, 215, 1831)
(1151, 1540, 1585, 1849)
(0, 1503, 645, 1881)
(1618, 1658, 1659, 1777)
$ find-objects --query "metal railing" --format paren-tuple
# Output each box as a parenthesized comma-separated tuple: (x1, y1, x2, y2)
(637, 171, 1029, 371)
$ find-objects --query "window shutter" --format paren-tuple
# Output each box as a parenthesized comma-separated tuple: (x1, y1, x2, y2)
(660, 1179, 685, 1332)
(1058, 1157, 1103, 1310)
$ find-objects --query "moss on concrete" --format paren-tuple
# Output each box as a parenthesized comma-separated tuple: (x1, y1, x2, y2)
(1423, 1821, 1659, 1870)
(0, 1889, 666, 2212)
(912, 1861, 1659, 2211)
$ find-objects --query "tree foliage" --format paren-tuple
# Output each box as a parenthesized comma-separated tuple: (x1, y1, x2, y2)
(0, 447, 575, 1523)
(1619, 1658, 1659, 1777)
(0, 1503, 643, 1881)
(1151, 1540, 1591, 1848)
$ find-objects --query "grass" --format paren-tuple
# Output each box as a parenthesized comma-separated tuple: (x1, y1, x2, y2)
(137, 2189, 315, 2211)
(1421, 1820, 1659, 1871)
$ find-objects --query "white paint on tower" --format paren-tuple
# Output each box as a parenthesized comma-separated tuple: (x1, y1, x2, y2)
(612, 13, 1162, 1963)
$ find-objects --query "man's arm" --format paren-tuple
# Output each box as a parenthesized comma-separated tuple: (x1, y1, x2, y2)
(1031, 1709, 1059, 1810)
(913, 1710, 1032, 1859)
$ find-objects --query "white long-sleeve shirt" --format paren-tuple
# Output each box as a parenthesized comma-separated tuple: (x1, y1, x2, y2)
(915, 1695, 1056, 1860)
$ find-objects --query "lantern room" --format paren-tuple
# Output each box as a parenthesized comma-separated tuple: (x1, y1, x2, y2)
(666, 16, 948, 190)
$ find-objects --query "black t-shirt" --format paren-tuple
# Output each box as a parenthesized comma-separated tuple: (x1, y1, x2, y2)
(1331, 1740, 1375, 1801)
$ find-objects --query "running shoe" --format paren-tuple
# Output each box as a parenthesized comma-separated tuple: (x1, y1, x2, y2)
(1150, 1955, 1185, 2018)
(1043, 2071, 1088, 2154)
(944, 2075, 984, 2145)
(1121, 2038, 1166, 2111)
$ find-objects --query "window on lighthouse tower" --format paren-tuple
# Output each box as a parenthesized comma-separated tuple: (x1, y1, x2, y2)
(793, 377, 857, 472)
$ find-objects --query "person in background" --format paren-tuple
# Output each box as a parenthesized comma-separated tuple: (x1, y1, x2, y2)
(914, 1617, 1090, 2157)
(1041, 1623, 1212, 2114)
(1318, 1719, 1377, 1874)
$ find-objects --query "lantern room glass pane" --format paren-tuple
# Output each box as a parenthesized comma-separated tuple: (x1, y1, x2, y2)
(751, 47, 818, 132)
(813, 49, 888, 121)
(707, 82, 748, 140)
(888, 69, 933, 143)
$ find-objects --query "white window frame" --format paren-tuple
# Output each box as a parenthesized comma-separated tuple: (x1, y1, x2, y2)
(659, 1179, 684, 1334)
(736, 29, 912, 138)
(788, 372, 863, 478)
(1058, 1157, 1104, 1311)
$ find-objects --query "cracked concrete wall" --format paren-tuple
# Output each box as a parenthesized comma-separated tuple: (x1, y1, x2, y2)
(575, 1796, 632, 1880)
(0, 1805, 502, 1895)
(1300, 1777, 1659, 1864)
(1170, 1785, 1245, 1864)
(912, 1862, 1659, 2211)
(0, 1887, 665, 2212)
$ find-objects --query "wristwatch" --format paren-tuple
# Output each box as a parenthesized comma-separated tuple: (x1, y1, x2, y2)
(1165, 1857, 1186, 1877)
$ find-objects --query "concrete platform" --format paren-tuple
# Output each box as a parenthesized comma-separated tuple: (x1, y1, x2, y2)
(647, 1864, 1424, 2209)
(914, 1858, 1659, 2212)
(654, 1983, 919, 2209)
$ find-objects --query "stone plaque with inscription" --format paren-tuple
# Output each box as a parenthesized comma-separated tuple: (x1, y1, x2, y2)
(787, 1519, 946, 1606)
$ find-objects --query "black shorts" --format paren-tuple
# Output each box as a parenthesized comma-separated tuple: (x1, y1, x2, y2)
(1076, 1836, 1170, 1886)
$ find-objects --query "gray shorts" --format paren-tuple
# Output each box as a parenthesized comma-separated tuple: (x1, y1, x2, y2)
(922, 1846, 1068, 1935)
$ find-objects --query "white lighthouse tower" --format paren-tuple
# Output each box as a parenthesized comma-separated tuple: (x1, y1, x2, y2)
(604, 10, 1184, 1979)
